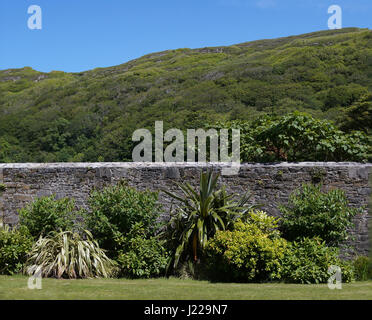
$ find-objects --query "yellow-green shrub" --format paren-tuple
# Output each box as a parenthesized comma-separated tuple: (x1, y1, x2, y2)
(205, 211, 287, 282)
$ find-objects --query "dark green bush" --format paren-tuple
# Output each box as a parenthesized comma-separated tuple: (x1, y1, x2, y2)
(214, 112, 371, 162)
(281, 237, 355, 284)
(338, 93, 372, 135)
(86, 180, 163, 259)
(279, 184, 359, 246)
(205, 211, 287, 282)
(353, 256, 370, 281)
(0, 225, 33, 275)
(19, 195, 82, 238)
(116, 223, 169, 278)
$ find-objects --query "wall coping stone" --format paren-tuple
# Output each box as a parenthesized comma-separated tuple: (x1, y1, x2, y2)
(0, 162, 371, 169)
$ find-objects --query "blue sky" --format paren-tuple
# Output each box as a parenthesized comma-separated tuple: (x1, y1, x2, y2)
(1, 0, 372, 72)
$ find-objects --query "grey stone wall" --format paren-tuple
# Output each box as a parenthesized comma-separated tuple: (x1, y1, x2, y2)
(0, 162, 371, 255)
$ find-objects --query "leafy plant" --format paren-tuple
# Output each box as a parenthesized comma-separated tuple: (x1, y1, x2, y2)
(281, 237, 355, 284)
(215, 112, 371, 163)
(163, 170, 254, 269)
(279, 184, 360, 247)
(25, 229, 117, 279)
(116, 223, 169, 278)
(0, 225, 33, 275)
(339, 93, 372, 135)
(205, 213, 287, 282)
(86, 180, 163, 259)
(243, 209, 282, 237)
(353, 256, 370, 281)
(19, 195, 83, 239)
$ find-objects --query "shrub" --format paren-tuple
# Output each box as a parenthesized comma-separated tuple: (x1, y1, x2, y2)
(86, 180, 163, 258)
(281, 237, 355, 284)
(279, 184, 359, 246)
(353, 256, 370, 281)
(205, 212, 287, 282)
(339, 93, 372, 135)
(19, 195, 82, 238)
(0, 225, 34, 275)
(243, 209, 282, 237)
(214, 112, 371, 162)
(163, 170, 255, 270)
(116, 223, 169, 278)
(25, 230, 117, 279)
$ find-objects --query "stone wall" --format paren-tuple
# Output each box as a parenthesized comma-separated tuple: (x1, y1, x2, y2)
(0, 162, 371, 255)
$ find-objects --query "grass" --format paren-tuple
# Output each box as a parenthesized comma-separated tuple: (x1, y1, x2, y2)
(0, 276, 371, 300)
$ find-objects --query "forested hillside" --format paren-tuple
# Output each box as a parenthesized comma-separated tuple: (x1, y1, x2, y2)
(0, 28, 371, 162)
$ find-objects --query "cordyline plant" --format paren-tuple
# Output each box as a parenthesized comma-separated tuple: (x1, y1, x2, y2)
(24, 230, 117, 279)
(163, 169, 256, 269)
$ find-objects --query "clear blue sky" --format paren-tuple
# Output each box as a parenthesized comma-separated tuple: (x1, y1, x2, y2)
(1, 0, 371, 72)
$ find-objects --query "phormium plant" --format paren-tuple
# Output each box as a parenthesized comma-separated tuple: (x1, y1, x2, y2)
(163, 169, 255, 270)
(25, 229, 117, 279)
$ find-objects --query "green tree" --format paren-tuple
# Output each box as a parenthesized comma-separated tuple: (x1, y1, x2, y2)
(339, 94, 372, 134)
(214, 112, 370, 162)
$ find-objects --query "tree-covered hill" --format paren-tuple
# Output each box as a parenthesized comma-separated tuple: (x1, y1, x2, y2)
(0, 28, 371, 162)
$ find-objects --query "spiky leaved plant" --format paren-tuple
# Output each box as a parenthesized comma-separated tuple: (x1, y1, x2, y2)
(25, 229, 117, 279)
(163, 169, 255, 269)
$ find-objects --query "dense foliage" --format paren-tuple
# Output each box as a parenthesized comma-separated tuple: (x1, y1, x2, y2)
(0, 225, 33, 275)
(0, 169, 365, 283)
(19, 195, 82, 239)
(25, 230, 116, 279)
(353, 256, 370, 281)
(86, 182, 168, 278)
(213, 112, 371, 162)
(0, 28, 371, 163)
(86, 180, 163, 259)
(163, 170, 254, 269)
(205, 212, 287, 282)
(279, 184, 359, 246)
(205, 214, 356, 284)
(116, 223, 169, 278)
(339, 93, 372, 135)
(281, 237, 354, 284)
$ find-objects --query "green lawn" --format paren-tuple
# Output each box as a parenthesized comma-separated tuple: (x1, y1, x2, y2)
(0, 276, 371, 300)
